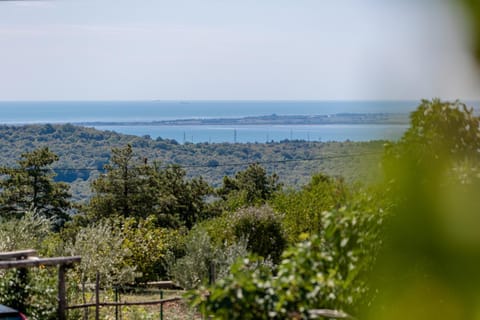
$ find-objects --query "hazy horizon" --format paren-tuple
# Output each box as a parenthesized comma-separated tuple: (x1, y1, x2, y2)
(1, 1, 479, 101)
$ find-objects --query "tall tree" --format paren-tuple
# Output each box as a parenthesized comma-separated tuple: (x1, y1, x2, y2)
(384, 98, 480, 184)
(217, 163, 281, 209)
(89, 145, 155, 220)
(0, 147, 71, 226)
(88, 145, 212, 228)
(161, 164, 213, 228)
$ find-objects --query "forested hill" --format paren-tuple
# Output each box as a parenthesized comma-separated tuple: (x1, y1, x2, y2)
(0, 124, 385, 199)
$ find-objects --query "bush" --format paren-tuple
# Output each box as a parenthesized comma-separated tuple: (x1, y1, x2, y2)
(0, 211, 52, 252)
(190, 256, 274, 320)
(167, 227, 249, 289)
(191, 198, 387, 319)
(0, 213, 57, 319)
(231, 206, 286, 264)
(122, 216, 182, 283)
(272, 173, 349, 243)
(65, 221, 136, 289)
(0, 268, 57, 320)
(196, 205, 286, 265)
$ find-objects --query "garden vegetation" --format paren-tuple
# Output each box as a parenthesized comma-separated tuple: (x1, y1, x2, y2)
(0, 99, 478, 319)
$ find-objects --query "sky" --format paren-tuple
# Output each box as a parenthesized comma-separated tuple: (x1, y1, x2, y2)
(0, 0, 479, 101)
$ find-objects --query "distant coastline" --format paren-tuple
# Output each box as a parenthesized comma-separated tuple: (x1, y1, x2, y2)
(0, 101, 414, 142)
(74, 112, 409, 127)
(0, 100, 419, 124)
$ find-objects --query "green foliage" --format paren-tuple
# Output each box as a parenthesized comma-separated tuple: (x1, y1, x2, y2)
(231, 206, 286, 264)
(197, 213, 232, 242)
(65, 220, 136, 288)
(157, 164, 213, 229)
(88, 144, 157, 220)
(191, 186, 387, 319)
(88, 145, 213, 228)
(384, 98, 480, 183)
(190, 256, 274, 320)
(0, 211, 52, 252)
(0, 213, 57, 319)
(0, 269, 29, 315)
(460, 0, 480, 63)
(408, 99, 479, 155)
(122, 216, 182, 283)
(0, 147, 71, 227)
(23, 268, 58, 320)
(273, 173, 349, 242)
(194, 205, 286, 264)
(168, 227, 249, 289)
(0, 124, 384, 202)
(365, 99, 480, 319)
(0, 268, 58, 320)
(217, 163, 282, 210)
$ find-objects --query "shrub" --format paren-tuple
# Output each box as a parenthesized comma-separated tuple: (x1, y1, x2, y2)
(0, 268, 58, 320)
(191, 199, 387, 319)
(122, 216, 181, 283)
(272, 173, 349, 243)
(65, 221, 136, 289)
(196, 205, 286, 265)
(231, 205, 286, 264)
(167, 227, 249, 289)
(0, 211, 52, 252)
(0, 213, 57, 319)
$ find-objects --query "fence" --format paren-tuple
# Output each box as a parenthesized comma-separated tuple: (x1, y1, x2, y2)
(0, 249, 81, 320)
(65, 272, 355, 320)
(67, 273, 183, 320)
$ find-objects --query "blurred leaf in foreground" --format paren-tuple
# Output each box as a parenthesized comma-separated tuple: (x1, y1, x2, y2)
(365, 99, 480, 319)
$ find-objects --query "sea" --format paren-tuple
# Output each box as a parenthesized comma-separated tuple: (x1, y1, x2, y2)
(0, 100, 456, 143)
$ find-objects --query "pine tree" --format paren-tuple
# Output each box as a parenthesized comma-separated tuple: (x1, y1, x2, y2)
(89, 144, 146, 219)
(217, 163, 282, 208)
(88, 145, 212, 228)
(0, 147, 71, 227)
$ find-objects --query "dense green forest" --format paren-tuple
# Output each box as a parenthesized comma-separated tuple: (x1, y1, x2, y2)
(0, 124, 384, 201)
(0, 99, 479, 319)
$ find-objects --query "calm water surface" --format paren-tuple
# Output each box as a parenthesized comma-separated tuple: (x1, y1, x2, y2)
(94, 124, 409, 143)
(0, 100, 430, 142)
(0, 100, 419, 123)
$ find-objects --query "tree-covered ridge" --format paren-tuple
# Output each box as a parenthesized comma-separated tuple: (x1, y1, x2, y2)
(0, 123, 384, 193)
(0, 99, 478, 319)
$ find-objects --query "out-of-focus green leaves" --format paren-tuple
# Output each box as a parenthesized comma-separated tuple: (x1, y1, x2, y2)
(365, 99, 480, 320)
(459, 0, 480, 64)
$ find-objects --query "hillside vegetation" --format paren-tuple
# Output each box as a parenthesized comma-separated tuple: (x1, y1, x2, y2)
(0, 99, 479, 319)
(0, 124, 385, 200)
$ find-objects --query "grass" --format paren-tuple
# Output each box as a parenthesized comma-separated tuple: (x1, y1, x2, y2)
(68, 289, 202, 320)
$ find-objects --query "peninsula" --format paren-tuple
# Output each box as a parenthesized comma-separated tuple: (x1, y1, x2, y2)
(74, 112, 409, 126)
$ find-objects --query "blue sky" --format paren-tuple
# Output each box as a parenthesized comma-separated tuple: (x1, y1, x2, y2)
(0, 0, 478, 100)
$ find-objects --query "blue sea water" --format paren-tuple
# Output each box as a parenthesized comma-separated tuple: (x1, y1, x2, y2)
(0, 100, 442, 142)
(94, 124, 408, 143)
(0, 100, 419, 123)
